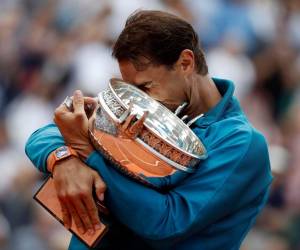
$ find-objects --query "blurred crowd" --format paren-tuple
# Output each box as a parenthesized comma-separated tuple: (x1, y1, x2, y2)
(0, 0, 299, 249)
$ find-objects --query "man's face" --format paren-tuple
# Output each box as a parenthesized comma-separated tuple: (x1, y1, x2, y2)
(118, 60, 187, 111)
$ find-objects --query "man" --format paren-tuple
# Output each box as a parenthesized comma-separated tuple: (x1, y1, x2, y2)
(25, 10, 272, 250)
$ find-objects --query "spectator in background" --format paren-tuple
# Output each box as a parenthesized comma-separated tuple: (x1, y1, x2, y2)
(0, 0, 299, 249)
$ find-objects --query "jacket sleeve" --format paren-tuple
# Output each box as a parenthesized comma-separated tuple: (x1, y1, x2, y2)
(25, 123, 272, 243)
(25, 123, 65, 173)
(86, 128, 272, 242)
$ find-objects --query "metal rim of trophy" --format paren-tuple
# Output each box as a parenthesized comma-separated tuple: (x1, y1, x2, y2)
(96, 78, 208, 172)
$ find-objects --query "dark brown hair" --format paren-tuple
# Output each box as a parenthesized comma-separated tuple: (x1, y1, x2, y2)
(112, 10, 208, 75)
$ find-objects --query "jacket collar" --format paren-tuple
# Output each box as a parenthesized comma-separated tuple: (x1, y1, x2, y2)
(193, 78, 235, 128)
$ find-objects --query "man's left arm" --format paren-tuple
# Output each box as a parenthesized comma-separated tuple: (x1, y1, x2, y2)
(84, 129, 272, 243)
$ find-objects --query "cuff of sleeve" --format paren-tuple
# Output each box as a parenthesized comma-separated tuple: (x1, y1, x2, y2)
(43, 143, 66, 173)
(85, 150, 99, 165)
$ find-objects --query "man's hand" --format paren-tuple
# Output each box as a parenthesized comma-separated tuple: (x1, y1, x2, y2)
(117, 111, 148, 140)
(54, 90, 96, 159)
(52, 157, 106, 235)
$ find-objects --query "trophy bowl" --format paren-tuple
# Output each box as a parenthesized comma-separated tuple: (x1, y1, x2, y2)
(89, 78, 207, 187)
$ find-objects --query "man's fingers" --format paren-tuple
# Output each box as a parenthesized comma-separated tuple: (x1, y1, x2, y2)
(119, 102, 133, 123)
(65, 200, 85, 234)
(84, 97, 97, 106)
(53, 103, 70, 122)
(129, 111, 148, 136)
(58, 198, 72, 229)
(82, 195, 102, 231)
(71, 197, 95, 235)
(140, 111, 148, 121)
(73, 90, 85, 114)
(122, 114, 136, 130)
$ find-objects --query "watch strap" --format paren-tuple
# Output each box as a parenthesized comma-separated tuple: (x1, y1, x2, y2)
(47, 146, 78, 173)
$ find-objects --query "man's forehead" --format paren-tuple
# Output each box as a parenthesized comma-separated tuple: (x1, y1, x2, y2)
(119, 60, 148, 85)
(119, 61, 137, 76)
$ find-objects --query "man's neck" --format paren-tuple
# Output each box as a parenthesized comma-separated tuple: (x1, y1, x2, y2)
(183, 74, 222, 119)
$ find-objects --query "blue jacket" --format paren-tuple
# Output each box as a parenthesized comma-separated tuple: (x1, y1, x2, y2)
(25, 78, 272, 250)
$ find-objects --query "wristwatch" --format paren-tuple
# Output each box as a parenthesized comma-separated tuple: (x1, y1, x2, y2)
(47, 146, 78, 173)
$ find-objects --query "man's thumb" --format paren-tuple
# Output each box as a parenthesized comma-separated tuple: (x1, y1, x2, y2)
(73, 90, 84, 114)
(94, 175, 106, 201)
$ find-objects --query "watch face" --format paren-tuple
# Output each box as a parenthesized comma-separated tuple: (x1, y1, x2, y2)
(55, 146, 69, 159)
